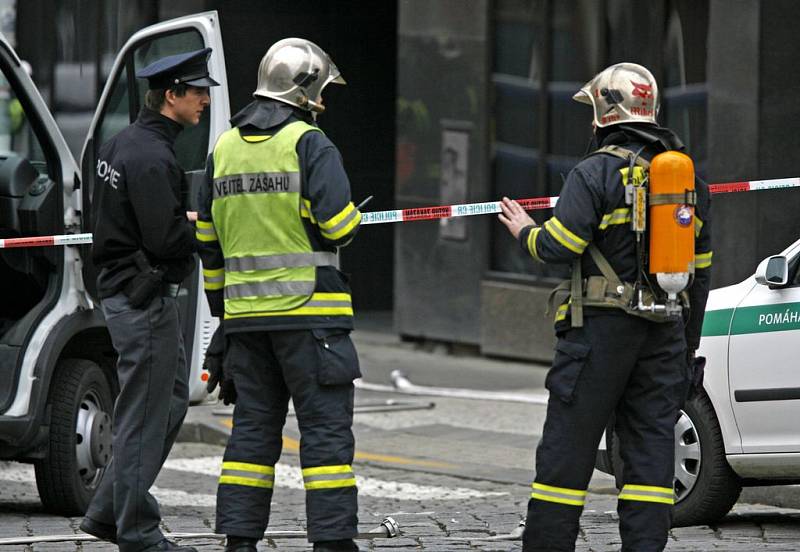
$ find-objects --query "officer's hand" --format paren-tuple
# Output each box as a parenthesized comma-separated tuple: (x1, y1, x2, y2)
(498, 197, 537, 239)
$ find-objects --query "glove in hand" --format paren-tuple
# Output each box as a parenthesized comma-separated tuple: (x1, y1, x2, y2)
(204, 323, 237, 405)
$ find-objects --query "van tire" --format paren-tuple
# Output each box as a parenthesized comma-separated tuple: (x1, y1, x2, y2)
(34, 358, 113, 516)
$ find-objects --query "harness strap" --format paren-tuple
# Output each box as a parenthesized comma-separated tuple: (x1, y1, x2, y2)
(649, 191, 697, 206)
(570, 259, 583, 328)
(586, 244, 623, 290)
(591, 145, 651, 169)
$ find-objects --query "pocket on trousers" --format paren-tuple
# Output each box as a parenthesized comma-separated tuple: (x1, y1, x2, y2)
(546, 338, 591, 404)
(312, 328, 362, 385)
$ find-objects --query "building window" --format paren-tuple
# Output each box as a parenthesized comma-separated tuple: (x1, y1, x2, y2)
(489, 0, 708, 280)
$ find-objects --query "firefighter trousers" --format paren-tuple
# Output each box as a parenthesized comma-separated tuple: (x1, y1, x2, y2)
(215, 328, 361, 542)
(523, 314, 688, 552)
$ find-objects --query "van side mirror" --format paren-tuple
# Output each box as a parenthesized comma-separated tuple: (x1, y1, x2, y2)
(755, 255, 788, 286)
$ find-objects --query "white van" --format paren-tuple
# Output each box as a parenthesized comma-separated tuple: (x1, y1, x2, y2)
(0, 12, 227, 515)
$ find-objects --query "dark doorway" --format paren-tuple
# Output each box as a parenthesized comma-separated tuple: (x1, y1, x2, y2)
(212, 0, 397, 311)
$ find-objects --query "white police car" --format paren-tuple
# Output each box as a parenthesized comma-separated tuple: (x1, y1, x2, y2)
(0, 13, 227, 514)
(597, 238, 800, 526)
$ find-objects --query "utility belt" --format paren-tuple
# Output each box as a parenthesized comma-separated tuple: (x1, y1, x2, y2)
(548, 243, 686, 327)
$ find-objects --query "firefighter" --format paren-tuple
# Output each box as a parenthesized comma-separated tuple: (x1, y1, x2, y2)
(197, 38, 362, 552)
(499, 62, 712, 551)
(81, 49, 218, 552)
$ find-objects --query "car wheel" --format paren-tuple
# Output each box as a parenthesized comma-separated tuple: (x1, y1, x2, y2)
(671, 391, 742, 527)
(608, 391, 742, 527)
(34, 358, 114, 516)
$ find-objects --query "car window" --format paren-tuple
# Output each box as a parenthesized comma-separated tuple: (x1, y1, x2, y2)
(0, 71, 48, 175)
(94, 29, 208, 172)
(789, 254, 800, 287)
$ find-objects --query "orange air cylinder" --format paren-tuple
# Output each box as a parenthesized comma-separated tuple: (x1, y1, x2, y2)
(648, 151, 695, 276)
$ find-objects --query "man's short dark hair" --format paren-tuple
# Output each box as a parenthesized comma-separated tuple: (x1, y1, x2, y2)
(144, 84, 188, 111)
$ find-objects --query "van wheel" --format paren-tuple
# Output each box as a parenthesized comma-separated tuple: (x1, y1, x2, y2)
(609, 391, 742, 527)
(34, 359, 113, 516)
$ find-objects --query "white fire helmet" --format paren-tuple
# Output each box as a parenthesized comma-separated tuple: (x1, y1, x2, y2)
(572, 62, 659, 128)
(253, 38, 346, 113)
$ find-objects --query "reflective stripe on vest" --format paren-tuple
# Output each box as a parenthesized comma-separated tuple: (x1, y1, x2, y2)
(211, 121, 323, 315)
(226, 252, 337, 272)
(225, 292, 353, 319)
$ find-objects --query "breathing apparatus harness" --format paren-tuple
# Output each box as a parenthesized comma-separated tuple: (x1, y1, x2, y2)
(550, 141, 697, 328)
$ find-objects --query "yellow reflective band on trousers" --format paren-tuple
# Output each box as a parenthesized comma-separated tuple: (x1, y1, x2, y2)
(218, 461, 275, 489)
(696, 251, 713, 269)
(203, 267, 224, 291)
(544, 217, 588, 255)
(319, 202, 362, 241)
(527, 227, 542, 261)
(195, 219, 218, 242)
(618, 484, 675, 505)
(530, 482, 587, 507)
(226, 292, 353, 319)
(211, 121, 325, 316)
(302, 464, 356, 491)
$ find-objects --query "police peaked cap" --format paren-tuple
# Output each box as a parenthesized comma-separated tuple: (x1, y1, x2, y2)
(136, 47, 220, 90)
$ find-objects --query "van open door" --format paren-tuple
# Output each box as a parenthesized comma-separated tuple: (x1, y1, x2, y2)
(79, 11, 230, 402)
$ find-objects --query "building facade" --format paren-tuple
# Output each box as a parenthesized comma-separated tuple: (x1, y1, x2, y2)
(12, 0, 800, 361)
(395, 0, 800, 360)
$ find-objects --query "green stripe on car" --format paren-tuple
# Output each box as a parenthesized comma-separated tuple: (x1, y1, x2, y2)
(702, 302, 800, 337)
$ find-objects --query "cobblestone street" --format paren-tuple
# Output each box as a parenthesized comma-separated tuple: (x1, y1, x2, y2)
(3, 442, 800, 551)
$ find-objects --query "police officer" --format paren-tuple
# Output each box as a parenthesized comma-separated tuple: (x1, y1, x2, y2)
(499, 63, 712, 551)
(196, 38, 362, 552)
(80, 48, 219, 552)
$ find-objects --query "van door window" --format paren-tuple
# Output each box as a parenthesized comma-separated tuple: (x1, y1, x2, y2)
(0, 73, 48, 173)
(0, 65, 61, 332)
(94, 29, 207, 172)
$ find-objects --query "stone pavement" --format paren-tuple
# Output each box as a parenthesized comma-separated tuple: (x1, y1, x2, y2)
(3, 443, 800, 551)
(4, 318, 800, 550)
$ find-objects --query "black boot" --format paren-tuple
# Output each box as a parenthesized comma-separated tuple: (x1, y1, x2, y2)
(313, 539, 359, 552)
(225, 535, 259, 551)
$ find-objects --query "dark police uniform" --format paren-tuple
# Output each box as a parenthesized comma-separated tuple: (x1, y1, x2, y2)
(196, 98, 361, 547)
(81, 48, 218, 552)
(518, 123, 712, 552)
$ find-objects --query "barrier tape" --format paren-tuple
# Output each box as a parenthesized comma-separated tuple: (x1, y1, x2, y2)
(3, 175, 800, 249)
(0, 232, 93, 248)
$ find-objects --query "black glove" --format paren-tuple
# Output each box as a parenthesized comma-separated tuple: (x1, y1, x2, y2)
(204, 324, 237, 405)
(686, 350, 706, 400)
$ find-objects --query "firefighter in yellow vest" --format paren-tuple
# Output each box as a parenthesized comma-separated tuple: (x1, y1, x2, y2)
(499, 63, 712, 551)
(197, 38, 362, 552)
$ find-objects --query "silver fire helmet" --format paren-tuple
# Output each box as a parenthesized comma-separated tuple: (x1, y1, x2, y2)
(573, 62, 659, 128)
(253, 38, 345, 113)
